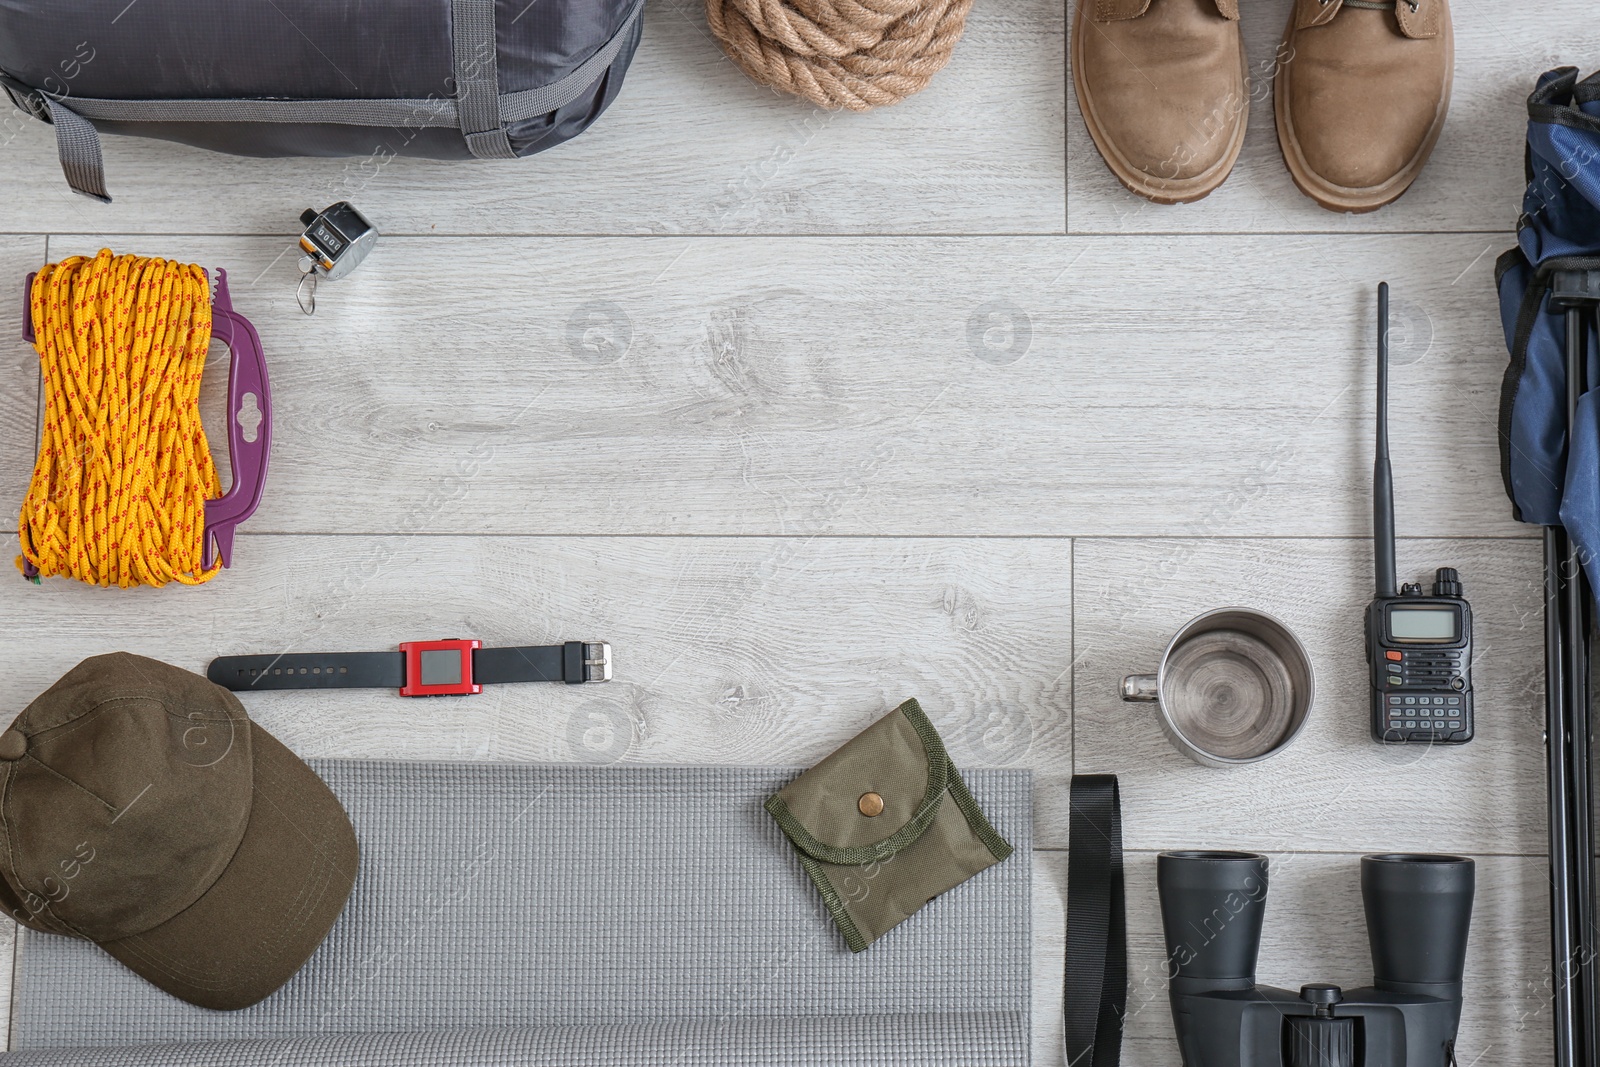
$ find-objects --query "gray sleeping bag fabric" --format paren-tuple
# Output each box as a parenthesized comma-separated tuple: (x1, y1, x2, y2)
(5, 760, 1033, 1067)
(0, 0, 643, 201)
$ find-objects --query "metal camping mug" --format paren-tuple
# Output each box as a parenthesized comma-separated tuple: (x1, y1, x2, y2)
(1120, 608, 1315, 768)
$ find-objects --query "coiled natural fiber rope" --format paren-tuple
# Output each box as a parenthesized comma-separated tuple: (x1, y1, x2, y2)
(706, 0, 974, 112)
(18, 249, 222, 589)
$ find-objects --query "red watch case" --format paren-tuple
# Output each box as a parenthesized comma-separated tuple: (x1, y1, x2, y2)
(398, 639, 482, 696)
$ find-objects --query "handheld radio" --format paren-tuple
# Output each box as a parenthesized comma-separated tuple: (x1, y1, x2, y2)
(1366, 283, 1474, 745)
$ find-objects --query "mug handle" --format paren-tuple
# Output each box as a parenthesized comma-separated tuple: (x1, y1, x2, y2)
(1121, 674, 1159, 702)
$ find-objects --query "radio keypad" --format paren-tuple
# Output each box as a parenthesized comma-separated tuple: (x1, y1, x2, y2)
(1383, 688, 1466, 741)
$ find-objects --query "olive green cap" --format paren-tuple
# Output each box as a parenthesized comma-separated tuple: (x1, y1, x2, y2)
(0, 653, 358, 1010)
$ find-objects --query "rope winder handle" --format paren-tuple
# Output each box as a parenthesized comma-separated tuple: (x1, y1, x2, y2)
(203, 268, 272, 570)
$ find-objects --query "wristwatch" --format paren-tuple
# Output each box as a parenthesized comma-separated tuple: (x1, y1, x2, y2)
(207, 639, 611, 697)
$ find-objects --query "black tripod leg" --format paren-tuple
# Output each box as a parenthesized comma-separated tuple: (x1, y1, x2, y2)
(1565, 305, 1598, 1065)
(1548, 522, 1579, 1067)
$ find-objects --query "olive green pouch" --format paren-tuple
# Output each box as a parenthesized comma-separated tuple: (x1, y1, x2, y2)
(765, 698, 1014, 952)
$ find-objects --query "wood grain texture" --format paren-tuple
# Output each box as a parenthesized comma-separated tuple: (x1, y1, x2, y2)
(0, 0, 1578, 1053)
(1067, 0, 1600, 234)
(1070, 537, 1546, 855)
(0, 0, 1065, 237)
(0, 534, 1071, 774)
(24, 231, 1524, 539)
(0, 239, 45, 535)
(1032, 850, 1551, 1066)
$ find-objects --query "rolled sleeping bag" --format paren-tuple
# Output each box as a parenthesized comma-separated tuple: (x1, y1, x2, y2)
(0, 0, 644, 201)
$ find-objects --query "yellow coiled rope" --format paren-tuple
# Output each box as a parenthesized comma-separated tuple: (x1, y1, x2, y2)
(18, 249, 222, 588)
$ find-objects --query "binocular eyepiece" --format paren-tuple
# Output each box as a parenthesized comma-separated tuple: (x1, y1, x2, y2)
(1157, 851, 1473, 1067)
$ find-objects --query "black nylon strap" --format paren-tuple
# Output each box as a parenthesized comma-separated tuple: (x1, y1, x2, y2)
(208, 643, 598, 691)
(1065, 774, 1126, 1067)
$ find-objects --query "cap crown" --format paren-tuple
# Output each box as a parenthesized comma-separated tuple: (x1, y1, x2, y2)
(0, 653, 253, 942)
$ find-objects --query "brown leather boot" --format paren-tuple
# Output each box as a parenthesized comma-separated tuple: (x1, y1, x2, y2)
(1073, 0, 1247, 205)
(1275, 0, 1453, 213)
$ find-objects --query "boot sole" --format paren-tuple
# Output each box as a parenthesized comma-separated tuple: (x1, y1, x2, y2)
(1273, 8, 1454, 214)
(1071, 2, 1249, 206)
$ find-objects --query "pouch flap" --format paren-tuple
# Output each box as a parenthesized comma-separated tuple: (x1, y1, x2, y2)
(1395, 0, 1441, 39)
(1088, 0, 1153, 23)
(766, 699, 949, 867)
(767, 699, 1014, 953)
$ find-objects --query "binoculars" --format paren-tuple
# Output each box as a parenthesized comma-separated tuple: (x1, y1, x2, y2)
(1157, 851, 1473, 1067)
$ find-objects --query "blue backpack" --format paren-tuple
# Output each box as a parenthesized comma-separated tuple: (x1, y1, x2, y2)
(1497, 67, 1600, 589)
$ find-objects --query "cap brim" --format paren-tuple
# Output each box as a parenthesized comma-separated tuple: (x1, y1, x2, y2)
(99, 724, 358, 1011)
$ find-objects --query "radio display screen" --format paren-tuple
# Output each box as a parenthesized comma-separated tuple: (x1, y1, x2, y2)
(1388, 606, 1458, 642)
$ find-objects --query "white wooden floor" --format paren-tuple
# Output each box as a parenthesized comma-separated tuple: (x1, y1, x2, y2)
(0, 1, 1593, 1063)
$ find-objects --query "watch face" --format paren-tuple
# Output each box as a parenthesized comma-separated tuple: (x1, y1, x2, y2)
(419, 648, 462, 686)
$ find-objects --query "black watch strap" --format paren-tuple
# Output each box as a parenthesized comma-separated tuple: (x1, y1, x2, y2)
(207, 642, 611, 692)
(475, 643, 602, 685)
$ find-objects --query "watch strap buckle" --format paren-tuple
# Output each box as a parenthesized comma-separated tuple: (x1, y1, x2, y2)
(566, 641, 612, 684)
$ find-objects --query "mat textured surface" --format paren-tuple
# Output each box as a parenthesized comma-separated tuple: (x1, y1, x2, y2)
(6, 760, 1031, 1065)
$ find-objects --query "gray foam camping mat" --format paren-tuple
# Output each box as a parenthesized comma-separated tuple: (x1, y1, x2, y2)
(0, 1015, 1027, 1067)
(6, 761, 1031, 1066)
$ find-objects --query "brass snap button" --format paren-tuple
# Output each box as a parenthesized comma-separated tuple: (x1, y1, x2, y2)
(858, 791, 884, 817)
(0, 730, 27, 761)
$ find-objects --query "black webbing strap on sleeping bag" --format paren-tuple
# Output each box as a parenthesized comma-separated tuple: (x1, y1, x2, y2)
(1065, 774, 1126, 1067)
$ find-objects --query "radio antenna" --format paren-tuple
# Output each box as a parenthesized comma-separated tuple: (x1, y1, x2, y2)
(1374, 283, 1398, 598)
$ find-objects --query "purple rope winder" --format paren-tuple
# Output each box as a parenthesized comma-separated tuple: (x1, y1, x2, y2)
(20, 267, 272, 578)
